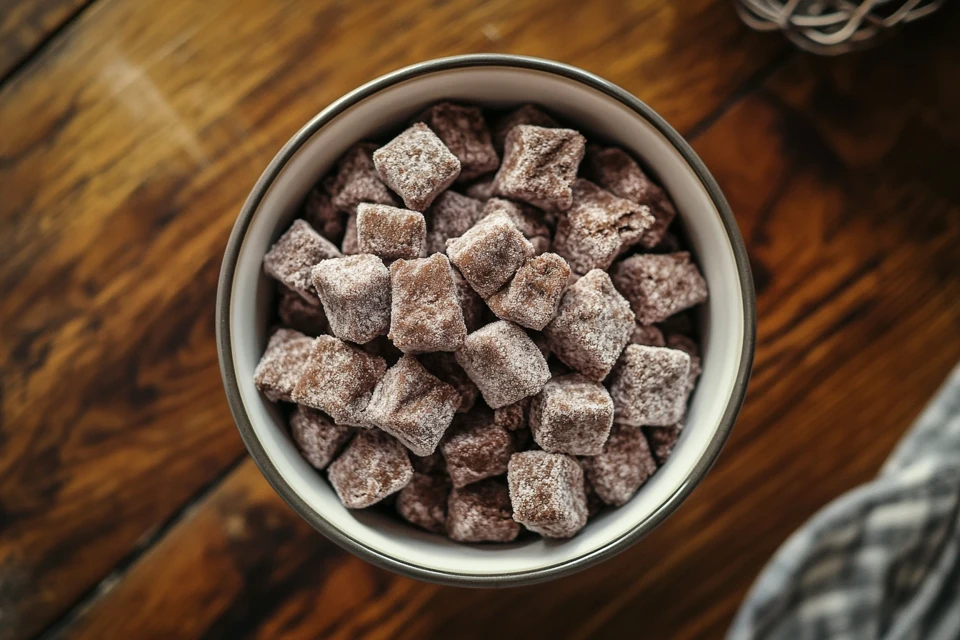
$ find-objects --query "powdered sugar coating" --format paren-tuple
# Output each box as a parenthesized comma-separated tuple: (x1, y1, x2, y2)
(417, 103, 499, 182)
(508, 451, 587, 538)
(425, 191, 485, 254)
(291, 335, 387, 427)
(631, 323, 665, 347)
(582, 145, 676, 248)
(609, 344, 691, 427)
(543, 269, 635, 381)
(341, 213, 360, 254)
(455, 321, 550, 409)
(263, 219, 342, 300)
(611, 252, 708, 325)
(388, 254, 467, 353)
(363, 355, 460, 456)
(491, 104, 559, 154)
(356, 203, 426, 260)
(552, 179, 655, 274)
(486, 253, 570, 330)
(494, 397, 531, 431)
(441, 413, 516, 488)
(480, 198, 551, 255)
(373, 123, 461, 211)
(493, 125, 585, 212)
(530, 374, 614, 456)
(581, 423, 657, 506)
(445, 211, 534, 298)
(304, 177, 347, 242)
(451, 268, 485, 333)
(289, 406, 352, 469)
(327, 429, 412, 508)
(329, 143, 398, 212)
(419, 351, 479, 414)
(253, 328, 316, 402)
(396, 472, 451, 533)
(311, 254, 391, 344)
(278, 286, 328, 336)
(645, 424, 681, 465)
(446, 479, 519, 543)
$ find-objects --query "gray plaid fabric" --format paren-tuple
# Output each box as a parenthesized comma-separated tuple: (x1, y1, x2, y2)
(729, 364, 960, 640)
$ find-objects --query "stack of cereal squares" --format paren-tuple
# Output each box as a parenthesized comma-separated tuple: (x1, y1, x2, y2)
(254, 101, 708, 543)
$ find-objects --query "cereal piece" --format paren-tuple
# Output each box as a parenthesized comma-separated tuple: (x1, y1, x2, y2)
(364, 355, 460, 456)
(419, 351, 479, 414)
(253, 328, 316, 402)
(356, 203, 426, 260)
(645, 424, 681, 465)
(311, 254, 391, 344)
(581, 424, 657, 506)
(341, 213, 360, 255)
(410, 450, 447, 475)
(441, 413, 516, 488)
(373, 123, 461, 211)
(494, 397, 530, 431)
(387, 254, 467, 353)
(417, 103, 499, 182)
(455, 321, 550, 409)
(611, 252, 708, 325)
(327, 429, 412, 508)
(486, 253, 570, 331)
(552, 179, 655, 274)
(491, 104, 559, 154)
(291, 335, 386, 426)
(464, 176, 496, 201)
(449, 267, 484, 333)
(304, 177, 347, 242)
(493, 125, 585, 212)
(508, 451, 587, 538)
(278, 286, 328, 336)
(631, 323, 665, 347)
(446, 479, 520, 543)
(543, 270, 635, 381)
(445, 211, 534, 298)
(582, 145, 676, 248)
(425, 191, 485, 254)
(609, 345, 691, 427)
(263, 219, 342, 300)
(666, 334, 702, 393)
(396, 472, 451, 533)
(289, 406, 352, 470)
(530, 374, 614, 456)
(480, 198, 551, 255)
(329, 143, 397, 212)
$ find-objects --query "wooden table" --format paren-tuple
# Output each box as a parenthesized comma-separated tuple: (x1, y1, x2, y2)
(2, 0, 958, 637)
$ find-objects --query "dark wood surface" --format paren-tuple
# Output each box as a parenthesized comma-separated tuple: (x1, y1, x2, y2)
(1, 1, 957, 638)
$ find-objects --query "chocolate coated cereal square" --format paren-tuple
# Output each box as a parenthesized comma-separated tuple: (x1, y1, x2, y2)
(417, 103, 499, 182)
(493, 125, 585, 212)
(396, 472, 451, 533)
(530, 374, 614, 456)
(388, 254, 467, 353)
(486, 253, 570, 330)
(455, 321, 550, 409)
(611, 252, 708, 325)
(508, 451, 587, 538)
(329, 142, 398, 212)
(356, 203, 426, 260)
(254, 328, 316, 402)
(311, 254, 391, 344)
(289, 406, 352, 470)
(445, 211, 534, 298)
(446, 479, 520, 543)
(581, 423, 657, 506)
(441, 413, 516, 488)
(609, 344, 691, 427)
(373, 123, 461, 211)
(263, 219, 342, 300)
(328, 429, 412, 508)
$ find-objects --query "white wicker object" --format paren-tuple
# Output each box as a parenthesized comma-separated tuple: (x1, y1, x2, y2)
(737, 0, 944, 55)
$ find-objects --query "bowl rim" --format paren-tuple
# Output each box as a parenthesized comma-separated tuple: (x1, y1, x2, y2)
(216, 53, 756, 587)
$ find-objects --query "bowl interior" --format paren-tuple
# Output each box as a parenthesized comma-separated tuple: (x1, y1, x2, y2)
(226, 64, 746, 578)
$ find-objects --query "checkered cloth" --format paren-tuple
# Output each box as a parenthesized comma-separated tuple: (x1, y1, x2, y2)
(730, 364, 960, 640)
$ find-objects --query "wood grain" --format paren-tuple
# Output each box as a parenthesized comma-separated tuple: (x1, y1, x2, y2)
(0, 0, 783, 638)
(0, 0, 91, 80)
(51, 5, 960, 640)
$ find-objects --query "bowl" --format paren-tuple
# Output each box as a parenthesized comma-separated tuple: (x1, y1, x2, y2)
(217, 54, 755, 586)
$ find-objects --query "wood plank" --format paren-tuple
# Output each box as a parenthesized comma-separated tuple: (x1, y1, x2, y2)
(0, 0, 783, 638)
(55, 7, 960, 639)
(0, 0, 91, 81)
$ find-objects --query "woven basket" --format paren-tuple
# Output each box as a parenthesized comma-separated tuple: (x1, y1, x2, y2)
(736, 0, 944, 55)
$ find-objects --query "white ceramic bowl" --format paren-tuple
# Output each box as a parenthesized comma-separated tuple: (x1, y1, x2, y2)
(217, 55, 755, 586)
